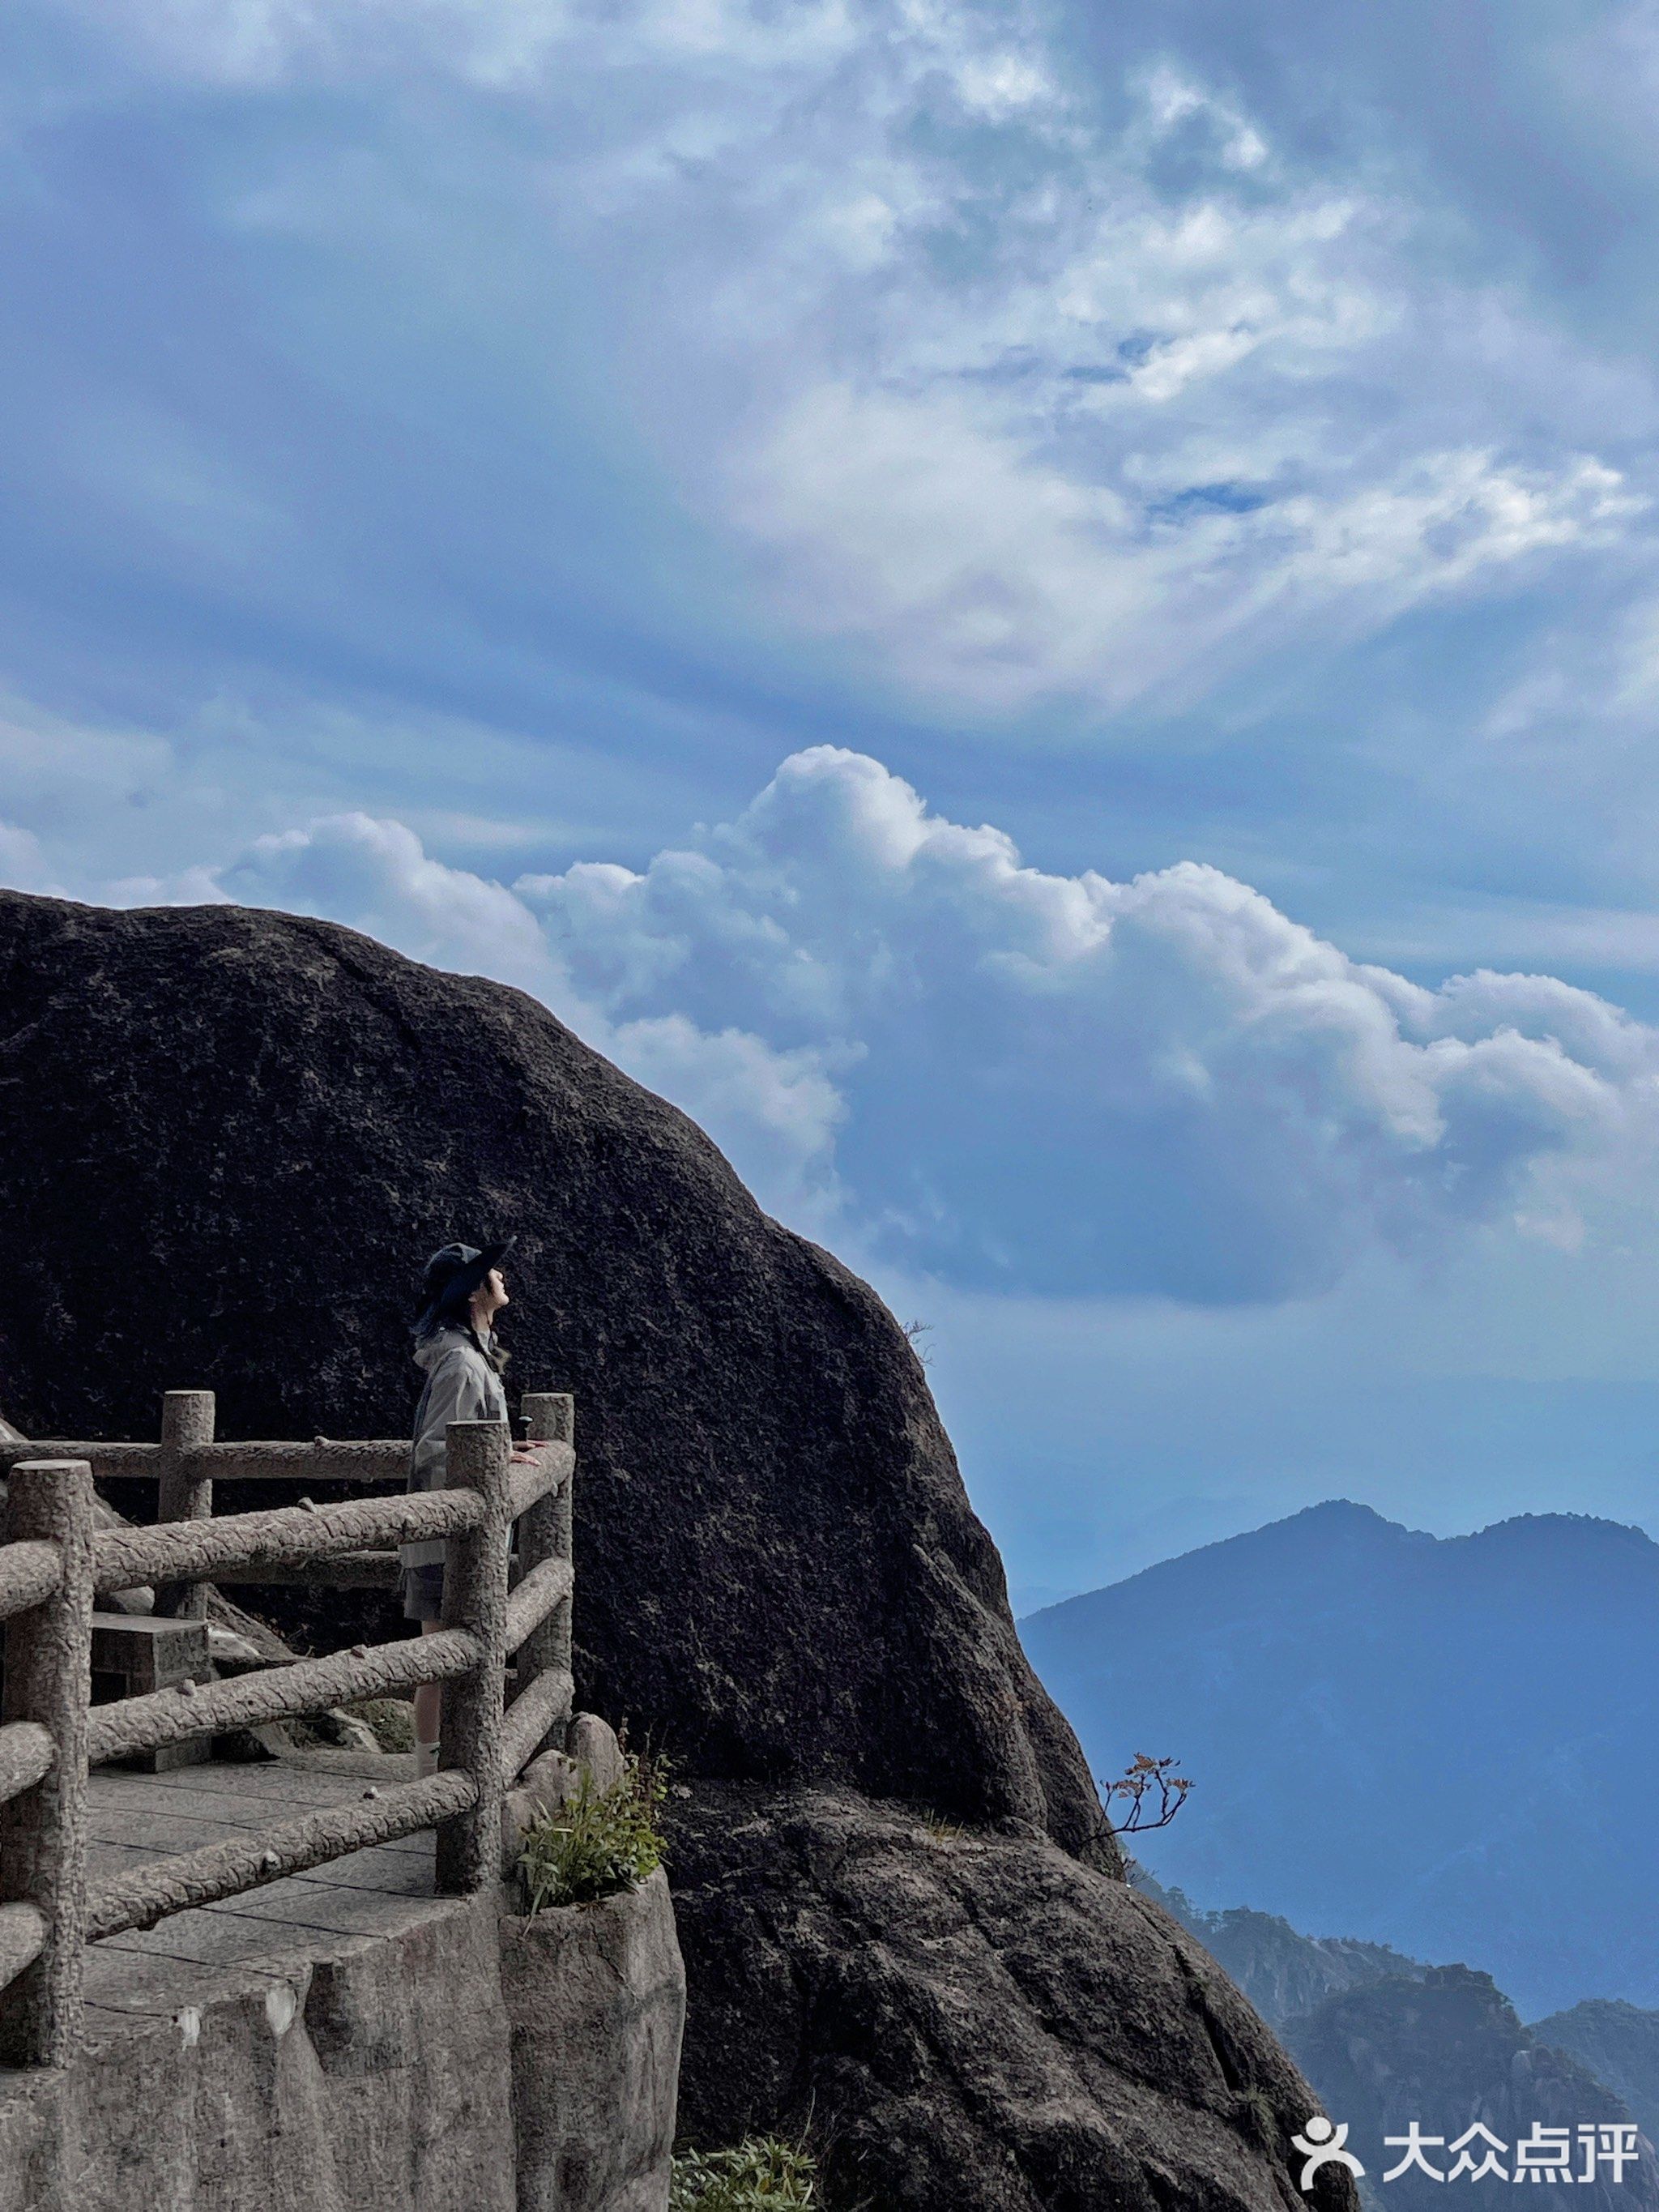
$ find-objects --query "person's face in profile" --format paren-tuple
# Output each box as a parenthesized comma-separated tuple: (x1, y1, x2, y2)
(471, 1265, 510, 1326)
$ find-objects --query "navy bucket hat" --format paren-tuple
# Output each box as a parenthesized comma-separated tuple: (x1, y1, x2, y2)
(414, 1236, 514, 1336)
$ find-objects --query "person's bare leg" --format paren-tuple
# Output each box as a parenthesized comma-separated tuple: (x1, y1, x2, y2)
(415, 1621, 442, 1773)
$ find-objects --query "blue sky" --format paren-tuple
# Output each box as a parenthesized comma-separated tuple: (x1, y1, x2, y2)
(8, 0, 1659, 1608)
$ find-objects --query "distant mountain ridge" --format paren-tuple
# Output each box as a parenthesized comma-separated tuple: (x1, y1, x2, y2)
(1533, 2002, 1659, 2144)
(1134, 1870, 1659, 2208)
(1021, 1499, 1659, 2015)
(1132, 1871, 1429, 2032)
(1288, 1966, 1659, 2212)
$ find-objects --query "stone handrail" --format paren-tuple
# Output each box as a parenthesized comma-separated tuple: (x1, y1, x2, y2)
(0, 1542, 65, 1622)
(83, 1770, 480, 1941)
(0, 1389, 577, 2070)
(84, 1623, 485, 1766)
(0, 1437, 414, 1483)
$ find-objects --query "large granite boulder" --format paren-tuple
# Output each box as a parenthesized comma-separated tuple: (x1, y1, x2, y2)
(0, 889, 1347, 2210)
(668, 1783, 1348, 2212)
(0, 889, 1096, 1853)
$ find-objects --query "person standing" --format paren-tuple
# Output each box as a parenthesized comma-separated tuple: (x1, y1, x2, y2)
(404, 1237, 535, 1775)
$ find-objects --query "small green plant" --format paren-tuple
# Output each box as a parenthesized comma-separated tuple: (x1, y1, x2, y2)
(919, 1808, 962, 1838)
(517, 1751, 669, 1913)
(671, 2137, 818, 2210)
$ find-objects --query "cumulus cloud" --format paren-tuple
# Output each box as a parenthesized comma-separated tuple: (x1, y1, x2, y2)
(192, 806, 850, 1229)
(221, 813, 561, 998)
(0, 822, 60, 895)
(98, 746, 1659, 1305)
(520, 748, 1659, 1298)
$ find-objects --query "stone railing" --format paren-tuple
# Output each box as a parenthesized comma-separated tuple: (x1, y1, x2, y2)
(0, 1390, 575, 2069)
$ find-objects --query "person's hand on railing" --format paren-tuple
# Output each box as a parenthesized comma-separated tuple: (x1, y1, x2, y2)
(509, 1444, 541, 1465)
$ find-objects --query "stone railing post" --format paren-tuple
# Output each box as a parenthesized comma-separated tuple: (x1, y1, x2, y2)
(517, 1392, 574, 1762)
(0, 1460, 93, 2068)
(155, 1390, 215, 1619)
(436, 1418, 511, 1895)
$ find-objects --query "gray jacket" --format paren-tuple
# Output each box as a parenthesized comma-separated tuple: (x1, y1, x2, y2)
(403, 1325, 509, 1572)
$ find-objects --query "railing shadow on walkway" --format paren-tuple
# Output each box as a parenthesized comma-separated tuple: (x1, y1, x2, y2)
(0, 1390, 575, 2068)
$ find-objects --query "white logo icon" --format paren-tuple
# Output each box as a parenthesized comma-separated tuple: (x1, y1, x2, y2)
(1293, 2116, 1367, 2193)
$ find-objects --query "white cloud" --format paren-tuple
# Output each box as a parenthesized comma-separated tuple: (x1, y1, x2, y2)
(608, 1012, 851, 1228)
(518, 746, 1659, 1299)
(727, 384, 1149, 711)
(11, 745, 1657, 1302)
(117, 805, 851, 1228)
(0, 822, 60, 895)
(578, 8, 1645, 715)
(732, 391, 1637, 711)
(1277, 453, 1639, 598)
(1140, 63, 1267, 172)
(220, 813, 561, 998)
(47, 0, 1651, 718)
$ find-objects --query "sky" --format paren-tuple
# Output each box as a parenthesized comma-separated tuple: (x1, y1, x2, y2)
(7, 0, 1659, 1609)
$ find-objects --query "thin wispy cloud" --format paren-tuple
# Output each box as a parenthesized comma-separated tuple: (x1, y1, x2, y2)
(28, 0, 1653, 722)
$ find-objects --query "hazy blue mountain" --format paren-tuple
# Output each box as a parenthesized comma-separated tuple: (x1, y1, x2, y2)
(1131, 1866, 1429, 2031)
(1021, 1501, 1659, 2016)
(1532, 2001, 1659, 2144)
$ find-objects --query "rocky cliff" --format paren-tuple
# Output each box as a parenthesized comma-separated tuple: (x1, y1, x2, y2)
(1131, 1876, 1658, 2212)
(1531, 2001, 1659, 2146)
(0, 888, 1351, 2212)
(1286, 1968, 1658, 2212)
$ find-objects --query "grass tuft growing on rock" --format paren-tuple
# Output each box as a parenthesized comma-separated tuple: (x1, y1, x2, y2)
(670, 2137, 817, 2209)
(518, 1751, 668, 1911)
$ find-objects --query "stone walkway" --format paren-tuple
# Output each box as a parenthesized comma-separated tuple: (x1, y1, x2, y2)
(80, 1757, 448, 2045)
